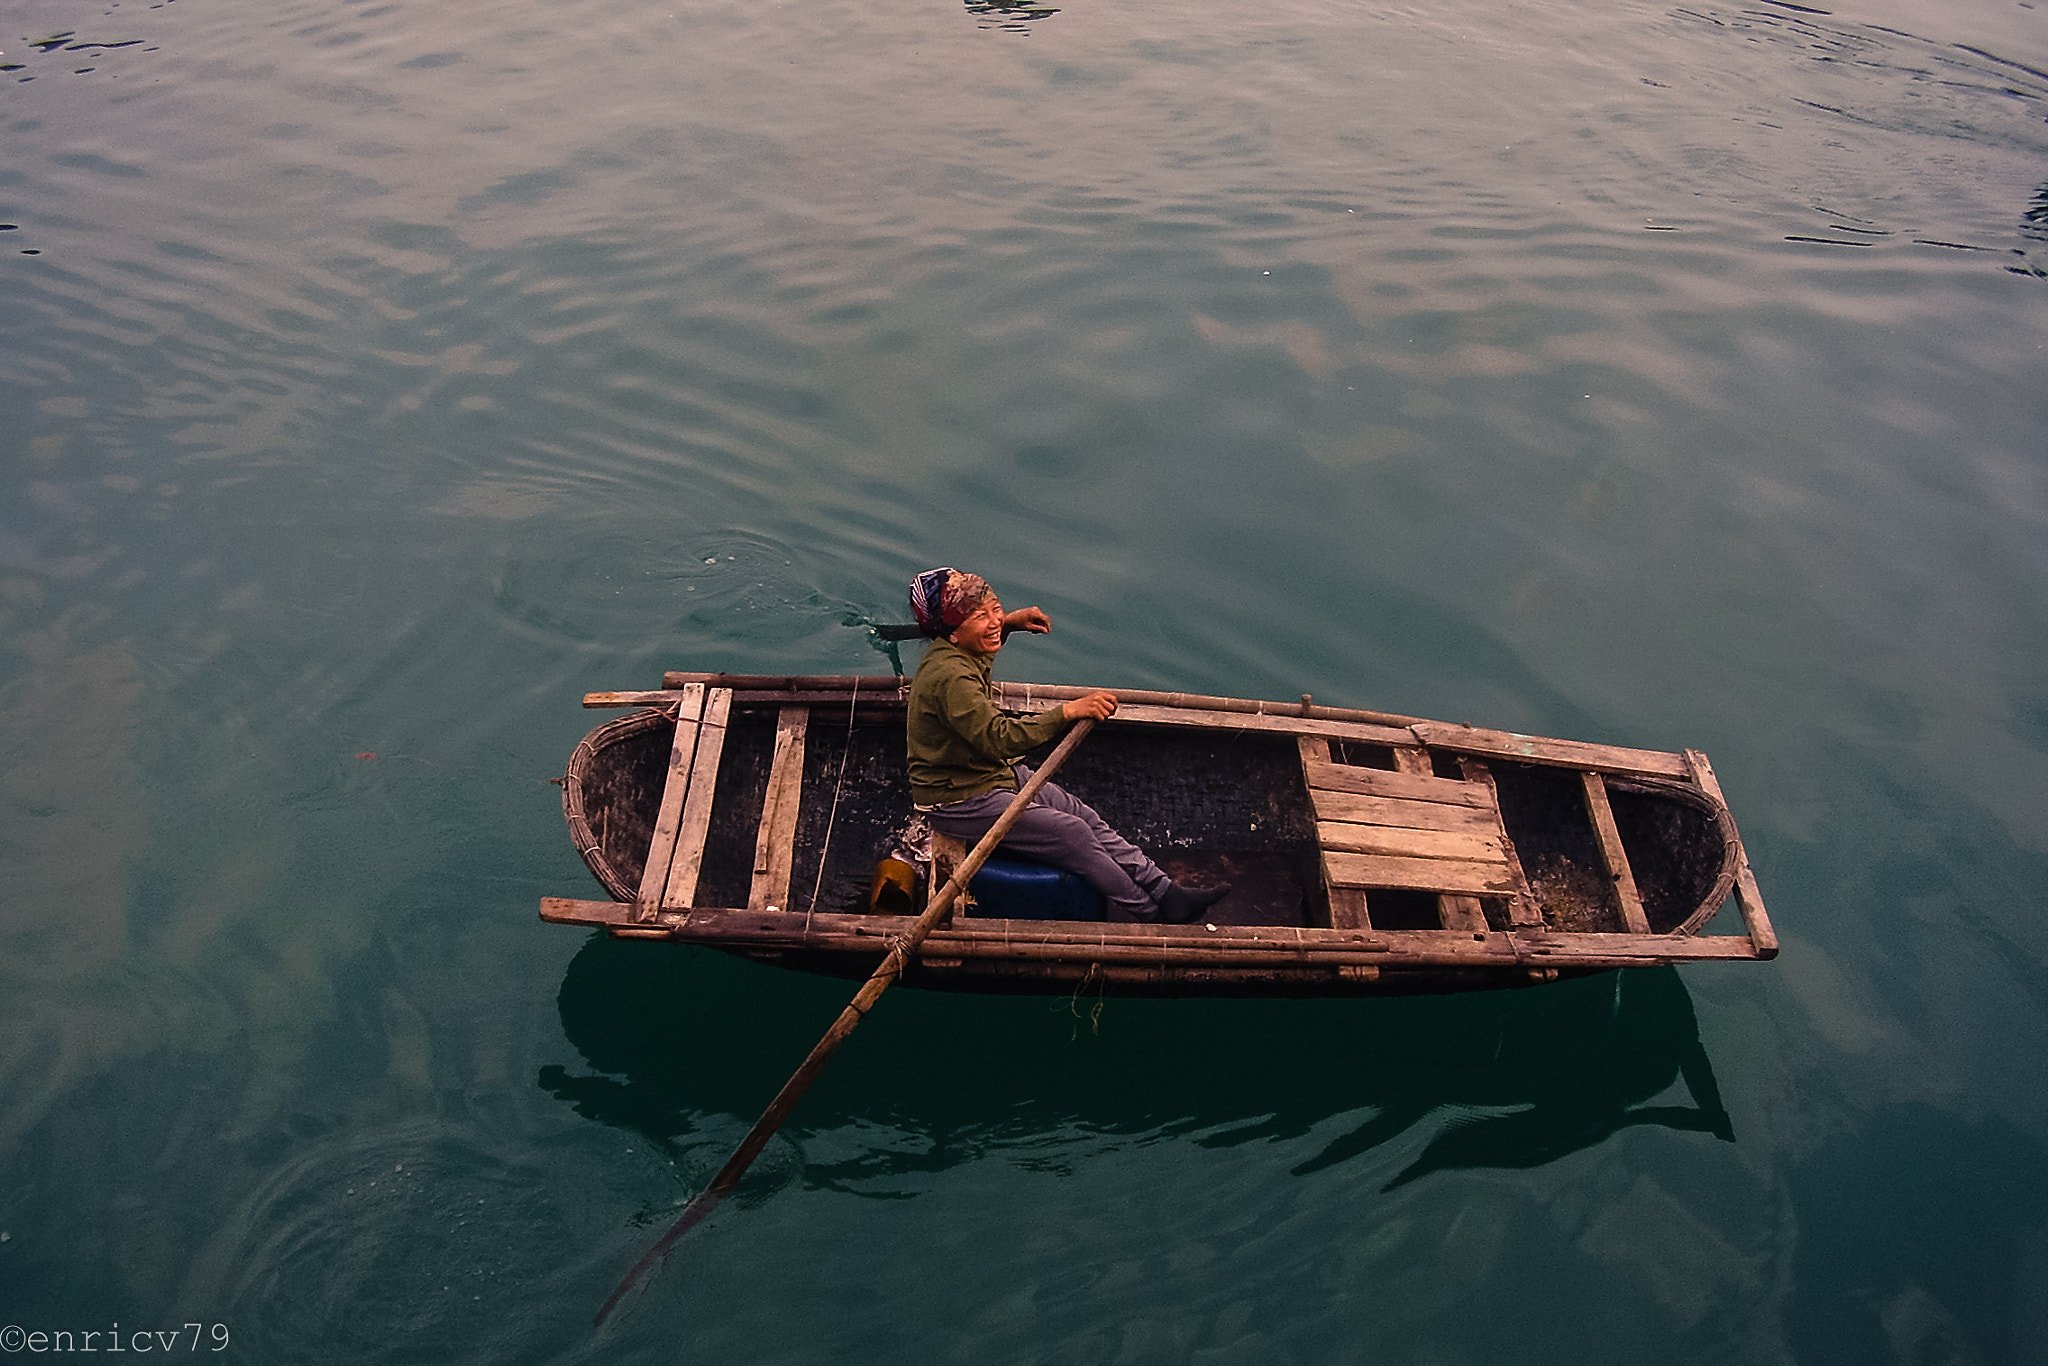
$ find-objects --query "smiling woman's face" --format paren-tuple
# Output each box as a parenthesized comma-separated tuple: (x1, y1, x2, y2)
(949, 594, 1005, 655)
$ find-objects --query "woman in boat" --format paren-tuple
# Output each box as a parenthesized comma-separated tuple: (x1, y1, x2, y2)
(905, 567, 1228, 925)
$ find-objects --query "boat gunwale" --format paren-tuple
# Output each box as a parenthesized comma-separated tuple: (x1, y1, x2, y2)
(539, 897, 1774, 967)
(596, 674, 1701, 778)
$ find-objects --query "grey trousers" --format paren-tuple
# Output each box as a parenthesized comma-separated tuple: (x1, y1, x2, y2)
(926, 764, 1171, 920)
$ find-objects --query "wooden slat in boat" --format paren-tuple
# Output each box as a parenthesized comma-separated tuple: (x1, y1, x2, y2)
(1581, 770, 1650, 935)
(748, 706, 807, 912)
(1309, 788, 1500, 834)
(1307, 718, 1523, 907)
(1315, 822, 1505, 862)
(1436, 893, 1491, 932)
(1298, 736, 1371, 930)
(588, 688, 697, 709)
(1323, 852, 1519, 897)
(1301, 759, 1495, 808)
(634, 683, 706, 922)
(665, 687, 732, 913)
(1457, 757, 1543, 928)
(1388, 747, 1491, 932)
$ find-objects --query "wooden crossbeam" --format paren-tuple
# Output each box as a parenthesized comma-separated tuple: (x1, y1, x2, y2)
(635, 683, 707, 922)
(748, 706, 808, 912)
(1581, 770, 1650, 934)
(1323, 852, 1519, 897)
(663, 687, 732, 913)
(1459, 756, 1543, 928)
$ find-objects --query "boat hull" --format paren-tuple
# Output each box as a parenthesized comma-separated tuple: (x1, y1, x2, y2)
(545, 675, 1775, 996)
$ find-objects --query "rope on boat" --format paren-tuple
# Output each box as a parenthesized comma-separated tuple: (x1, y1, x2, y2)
(804, 678, 859, 933)
(1061, 962, 1106, 1041)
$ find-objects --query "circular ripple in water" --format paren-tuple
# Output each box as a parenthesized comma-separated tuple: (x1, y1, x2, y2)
(177, 1122, 634, 1364)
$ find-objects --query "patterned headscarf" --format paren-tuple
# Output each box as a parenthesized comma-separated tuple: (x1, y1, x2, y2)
(908, 567, 993, 638)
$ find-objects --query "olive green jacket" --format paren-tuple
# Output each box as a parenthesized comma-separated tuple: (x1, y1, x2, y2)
(905, 637, 1070, 807)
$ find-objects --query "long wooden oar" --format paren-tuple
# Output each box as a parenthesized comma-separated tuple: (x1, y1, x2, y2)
(594, 717, 1099, 1326)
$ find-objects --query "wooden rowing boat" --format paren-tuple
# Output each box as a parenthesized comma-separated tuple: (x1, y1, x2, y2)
(541, 673, 1776, 995)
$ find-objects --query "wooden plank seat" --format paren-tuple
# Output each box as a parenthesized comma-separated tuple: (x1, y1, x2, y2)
(748, 706, 809, 912)
(1300, 745, 1523, 928)
(634, 685, 734, 921)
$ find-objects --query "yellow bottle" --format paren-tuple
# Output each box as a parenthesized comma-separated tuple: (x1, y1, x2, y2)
(867, 857, 919, 916)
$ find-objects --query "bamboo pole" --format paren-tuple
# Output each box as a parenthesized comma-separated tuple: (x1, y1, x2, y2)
(658, 670, 1428, 729)
(593, 718, 1099, 1327)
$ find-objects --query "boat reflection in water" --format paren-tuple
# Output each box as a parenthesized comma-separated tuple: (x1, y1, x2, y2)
(541, 940, 1730, 1194)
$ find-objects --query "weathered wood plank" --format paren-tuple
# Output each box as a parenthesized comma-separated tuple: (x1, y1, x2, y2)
(1324, 852, 1520, 896)
(539, 899, 1770, 965)
(1460, 757, 1544, 928)
(1390, 749, 1491, 930)
(1298, 736, 1368, 929)
(1409, 722, 1690, 777)
(592, 687, 911, 710)
(1316, 821, 1506, 863)
(921, 930, 1764, 965)
(663, 687, 732, 912)
(1392, 747, 1432, 777)
(998, 681, 1425, 729)
(1310, 789, 1500, 834)
(659, 674, 1430, 729)
(1683, 749, 1778, 957)
(1511, 931, 1765, 961)
(1104, 701, 1417, 746)
(638, 675, 1694, 782)
(633, 684, 706, 922)
(747, 706, 808, 912)
(1302, 760, 1495, 808)
(1438, 895, 1490, 932)
(1329, 887, 1373, 930)
(660, 672, 903, 692)
(1581, 770, 1650, 934)
(586, 689, 686, 709)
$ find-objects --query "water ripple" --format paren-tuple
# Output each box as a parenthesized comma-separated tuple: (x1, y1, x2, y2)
(177, 1121, 632, 1365)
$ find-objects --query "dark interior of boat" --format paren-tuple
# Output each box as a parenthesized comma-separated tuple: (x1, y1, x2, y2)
(573, 704, 1729, 934)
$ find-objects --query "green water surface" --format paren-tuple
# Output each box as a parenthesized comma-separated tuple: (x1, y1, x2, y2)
(3, 0, 2046, 1361)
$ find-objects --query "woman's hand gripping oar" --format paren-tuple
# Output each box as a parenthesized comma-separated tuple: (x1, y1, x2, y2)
(594, 717, 1100, 1327)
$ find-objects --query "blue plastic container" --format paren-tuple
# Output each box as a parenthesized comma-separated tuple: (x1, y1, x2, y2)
(967, 857, 1106, 922)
